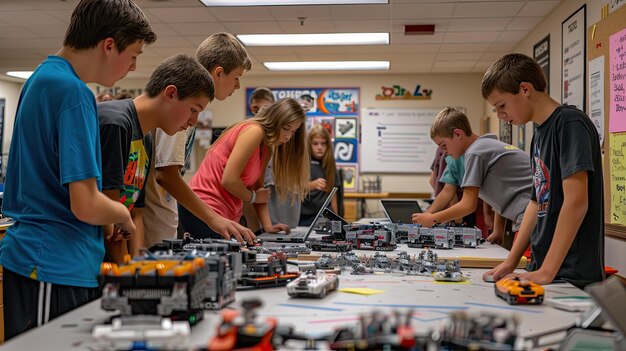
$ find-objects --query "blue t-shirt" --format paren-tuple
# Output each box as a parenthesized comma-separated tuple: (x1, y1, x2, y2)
(0, 56, 104, 288)
(439, 155, 465, 186)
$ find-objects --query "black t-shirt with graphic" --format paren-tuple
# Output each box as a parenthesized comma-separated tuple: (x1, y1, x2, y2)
(98, 99, 153, 210)
(529, 105, 604, 288)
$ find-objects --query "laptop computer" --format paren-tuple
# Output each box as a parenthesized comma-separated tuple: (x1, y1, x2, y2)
(380, 199, 423, 224)
(256, 187, 338, 243)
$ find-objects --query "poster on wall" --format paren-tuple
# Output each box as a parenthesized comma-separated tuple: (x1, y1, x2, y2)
(534, 35, 550, 94)
(360, 108, 439, 173)
(610, 132, 626, 225)
(245, 87, 359, 117)
(561, 4, 586, 111)
(609, 28, 626, 133)
(314, 117, 335, 139)
(337, 163, 358, 192)
(335, 118, 357, 139)
(589, 55, 605, 142)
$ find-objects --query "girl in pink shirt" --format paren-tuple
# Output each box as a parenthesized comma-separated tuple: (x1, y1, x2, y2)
(181, 98, 309, 239)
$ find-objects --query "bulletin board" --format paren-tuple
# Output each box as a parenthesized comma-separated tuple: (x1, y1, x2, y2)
(587, 4, 626, 239)
(360, 108, 439, 174)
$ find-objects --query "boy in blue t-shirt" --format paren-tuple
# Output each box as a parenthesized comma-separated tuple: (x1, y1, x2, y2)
(482, 53, 604, 288)
(0, 0, 156, 340)
(99, 54, 214, 263)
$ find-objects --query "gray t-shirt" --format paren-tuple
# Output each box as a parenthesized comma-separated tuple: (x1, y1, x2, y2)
(264, 157, 301, 228)
(462, 134, 532, 224)
(528, 105, 604, 288)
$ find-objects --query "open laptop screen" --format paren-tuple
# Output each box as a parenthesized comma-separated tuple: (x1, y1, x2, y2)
(380, 200, 422, 224)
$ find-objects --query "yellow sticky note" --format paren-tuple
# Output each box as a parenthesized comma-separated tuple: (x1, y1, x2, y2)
(339, 288, 385, 295)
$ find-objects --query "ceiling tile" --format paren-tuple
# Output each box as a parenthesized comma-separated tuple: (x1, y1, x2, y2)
(0, 11, 66, 26)
(391, 3, 456, 20)
(149, 36, 194, 49)
(487, 41, 517, 52)
(24, 24, 68, 38)
(480, 51, 506, 61)
(506, 17, 543, 31)
(151, 47, 197, 58)
(436, 52, 483, 61)
(150, 23, 181, 37)
(447, 18, 511, 32)
(268, 5, 333, 21)
(432, 60, 477, 69)
(209, 7, 274, 21)
(0, 25, 40, 39)
(169, 22, 229, 36)
(330, 4, 391, 20)
(497, 30, 528, 42)
(392, 32, 445, 44)
(444, 31, 500, 43)
(439, 43, 490, 53)
(518, 1, 561, 17)
(391, 44, 440, 53)
(224, 21, 284, 34)
(334, 20, 392, 32)
(277, 20, 338, 33)
(452, 1, 525, 18)
(145, 7, 216, 23)
(244, 47, 297, 55)
(0, 0, 568, 77)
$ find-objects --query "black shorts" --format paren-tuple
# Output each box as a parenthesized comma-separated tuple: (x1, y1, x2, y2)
(3, 267, 100, 341)
(178, 204, 223, 240)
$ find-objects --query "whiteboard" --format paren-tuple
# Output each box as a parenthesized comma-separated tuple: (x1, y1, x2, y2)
(360, 108, 439, 173)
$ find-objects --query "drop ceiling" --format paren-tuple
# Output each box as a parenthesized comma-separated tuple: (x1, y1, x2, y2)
(0, 0, 562, 78)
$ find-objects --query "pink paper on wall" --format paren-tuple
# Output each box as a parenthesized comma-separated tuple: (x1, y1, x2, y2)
(609, 27, 626, 132)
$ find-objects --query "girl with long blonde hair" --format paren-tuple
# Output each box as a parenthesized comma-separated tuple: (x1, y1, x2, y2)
(180, 98, 309, 238)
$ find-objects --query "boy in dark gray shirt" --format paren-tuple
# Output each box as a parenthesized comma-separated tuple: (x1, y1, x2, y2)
(482, 53, 604, 289)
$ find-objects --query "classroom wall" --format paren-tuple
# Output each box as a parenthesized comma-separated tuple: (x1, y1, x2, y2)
(91, 72, 485, 196)
(509, 0, 626, 274)
(0, 80, 21, 168)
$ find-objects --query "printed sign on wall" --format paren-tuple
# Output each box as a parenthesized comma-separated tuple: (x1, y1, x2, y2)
(245, 87, 359, 117)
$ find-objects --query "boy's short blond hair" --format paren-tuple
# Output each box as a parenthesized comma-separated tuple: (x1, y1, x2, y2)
(196, 32, 252, 74)
(481, 53, 547, 99)
(430, 107, 472, 139)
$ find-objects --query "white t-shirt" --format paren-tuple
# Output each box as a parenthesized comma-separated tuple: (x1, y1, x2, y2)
(143, 127, 195, 248)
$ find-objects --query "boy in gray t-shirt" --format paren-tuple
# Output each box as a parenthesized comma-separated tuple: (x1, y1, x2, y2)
(413, 108, 532, 244)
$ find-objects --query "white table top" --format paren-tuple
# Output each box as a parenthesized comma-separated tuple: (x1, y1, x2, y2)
(0, 243, 584, 350)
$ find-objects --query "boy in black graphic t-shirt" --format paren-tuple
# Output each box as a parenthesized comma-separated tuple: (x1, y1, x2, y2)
(481, 53, 604, 289)
(99, 54, 214, 263)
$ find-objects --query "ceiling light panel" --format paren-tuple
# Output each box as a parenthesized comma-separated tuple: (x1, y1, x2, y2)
(264, 61, 389, 71)
(238, 33, 389, 46)
(6, 71, 33, 79)
(199, 0, 388, 6)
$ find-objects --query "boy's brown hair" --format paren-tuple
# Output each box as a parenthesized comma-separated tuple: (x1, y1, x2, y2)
(64, 0, 156, 51)
(250, 87, 275, 104)
(481, 53, 547, 99)
(195, 33, 252, 73)
(144, 54, 215, 102)
(430, 107, 473, 139)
